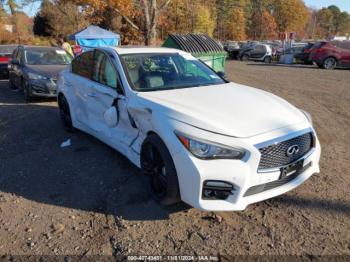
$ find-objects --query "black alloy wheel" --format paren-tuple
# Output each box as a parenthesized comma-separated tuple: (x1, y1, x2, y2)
(141, 134, 180, 205)
(323, 57, 337, 70)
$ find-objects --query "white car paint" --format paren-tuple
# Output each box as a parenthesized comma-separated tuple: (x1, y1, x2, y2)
(57, 46, 321, 211)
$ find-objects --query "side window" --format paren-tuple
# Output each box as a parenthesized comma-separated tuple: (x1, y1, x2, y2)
(339, 42, 350, 50)
(93, 50, 122, 92)
(72, 51, 94, 79)
(255, 45, 265, 53)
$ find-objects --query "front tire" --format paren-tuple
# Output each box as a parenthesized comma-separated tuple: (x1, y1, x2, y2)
(141, 134, 180, 205)
(22, 79, 33, 103)
(263, 56, 272, 63)
(240, 54, 249, 61)
(323, 57, 337, 70)
(9, 78, 16, 90)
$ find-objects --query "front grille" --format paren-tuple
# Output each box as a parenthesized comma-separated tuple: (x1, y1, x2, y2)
(244, 162, 312, 196)
(258, 132, 314, 170)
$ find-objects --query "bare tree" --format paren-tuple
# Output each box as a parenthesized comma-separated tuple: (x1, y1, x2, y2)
(140, 0, 171, 45)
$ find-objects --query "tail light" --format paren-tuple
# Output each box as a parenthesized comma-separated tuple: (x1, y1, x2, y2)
(0, 56, 10, 64)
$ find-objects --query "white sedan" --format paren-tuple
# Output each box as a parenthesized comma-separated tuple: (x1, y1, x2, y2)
(57, 47, 321, 211)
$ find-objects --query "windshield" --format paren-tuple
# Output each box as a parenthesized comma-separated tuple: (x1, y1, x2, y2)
(121, 53, 225, 91)
(25, 49, 72, 65)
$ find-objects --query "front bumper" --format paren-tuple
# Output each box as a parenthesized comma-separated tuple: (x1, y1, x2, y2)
(28, 79, 57, 97)
(171, 121, 321, 211)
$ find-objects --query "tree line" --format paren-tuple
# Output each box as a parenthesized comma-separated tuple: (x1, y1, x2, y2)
(1, 0, 350, 45)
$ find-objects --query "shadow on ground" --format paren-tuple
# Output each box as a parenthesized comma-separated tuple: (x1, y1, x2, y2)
(0, 81, 188, 221)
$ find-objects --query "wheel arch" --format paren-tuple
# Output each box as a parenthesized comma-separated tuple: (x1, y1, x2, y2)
(323, 55, 338, 62)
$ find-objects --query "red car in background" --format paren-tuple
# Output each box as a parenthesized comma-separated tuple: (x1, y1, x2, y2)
(0, 45, 17, 78)
(309, 41, 350, 69)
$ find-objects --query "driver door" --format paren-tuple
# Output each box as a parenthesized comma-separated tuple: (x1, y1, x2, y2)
(85, 50, 138, 155)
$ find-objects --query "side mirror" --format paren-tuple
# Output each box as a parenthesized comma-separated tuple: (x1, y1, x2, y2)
(103, 106, 119, 127)
(217, 71, 227, 79)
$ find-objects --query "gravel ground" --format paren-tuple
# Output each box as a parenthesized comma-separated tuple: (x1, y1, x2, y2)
(0, 61, 349, 260)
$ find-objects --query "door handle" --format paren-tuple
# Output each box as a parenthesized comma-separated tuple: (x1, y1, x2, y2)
(87, 92, 97, 97)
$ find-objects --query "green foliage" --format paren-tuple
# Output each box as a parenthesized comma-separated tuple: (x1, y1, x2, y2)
(33, 0, 89, 38)
(193, 6, 216, 36)
(315, 6, 350, 38)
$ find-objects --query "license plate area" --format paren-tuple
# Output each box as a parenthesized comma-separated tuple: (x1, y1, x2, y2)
(280, 159, 304, 179)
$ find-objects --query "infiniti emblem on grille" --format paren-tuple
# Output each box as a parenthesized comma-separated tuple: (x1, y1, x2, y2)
(286, 145, 300, 156)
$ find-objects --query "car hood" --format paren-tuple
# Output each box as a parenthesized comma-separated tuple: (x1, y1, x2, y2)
(26, 65, 68, 79)
(137, 83, 307, 138)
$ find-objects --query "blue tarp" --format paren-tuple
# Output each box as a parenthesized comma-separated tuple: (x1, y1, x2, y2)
(69, 25, 120, 49)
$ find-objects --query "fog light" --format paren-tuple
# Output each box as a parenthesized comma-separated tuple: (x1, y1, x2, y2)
(202, 180, 235, 200)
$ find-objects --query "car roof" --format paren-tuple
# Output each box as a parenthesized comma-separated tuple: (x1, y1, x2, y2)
(104, 46, 187, 55)
(19, 45, 62, 50)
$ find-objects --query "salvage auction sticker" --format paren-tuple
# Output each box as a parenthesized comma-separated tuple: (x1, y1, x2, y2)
(127, 255, 219, 261)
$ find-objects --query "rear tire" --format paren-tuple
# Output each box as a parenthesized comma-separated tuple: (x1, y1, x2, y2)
(323, 57, 337, 70)
(141, 134, 180, 205)
(58, 95, 74, 132)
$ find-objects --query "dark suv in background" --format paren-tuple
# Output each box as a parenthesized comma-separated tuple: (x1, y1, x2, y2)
(309, 41, 350, 69)
(8, 46, 72, 102)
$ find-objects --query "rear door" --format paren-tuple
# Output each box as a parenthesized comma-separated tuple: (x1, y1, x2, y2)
(250, 45, 266, 59)
(86, 49, 138, 154)
(70, 51, 95, 127)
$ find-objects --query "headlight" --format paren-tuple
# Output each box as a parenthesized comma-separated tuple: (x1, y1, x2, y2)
(175, 133, 246, 160)
(28, 72, 48, 80)
(300, 110, 313, 126)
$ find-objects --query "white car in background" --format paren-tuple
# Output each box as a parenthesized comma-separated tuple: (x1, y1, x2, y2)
(57, 47, 321, 211)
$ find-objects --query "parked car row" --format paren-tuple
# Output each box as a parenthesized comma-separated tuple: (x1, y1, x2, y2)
(223, 39, 350, 69)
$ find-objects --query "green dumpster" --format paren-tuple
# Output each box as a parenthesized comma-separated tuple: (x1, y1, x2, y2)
(163, 34, 227, 73)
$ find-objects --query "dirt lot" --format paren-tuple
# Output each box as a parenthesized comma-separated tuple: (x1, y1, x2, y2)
(0, 61, 349, 260)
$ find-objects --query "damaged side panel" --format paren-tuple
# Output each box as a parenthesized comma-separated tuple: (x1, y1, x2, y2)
(126, 106, 154, 168)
